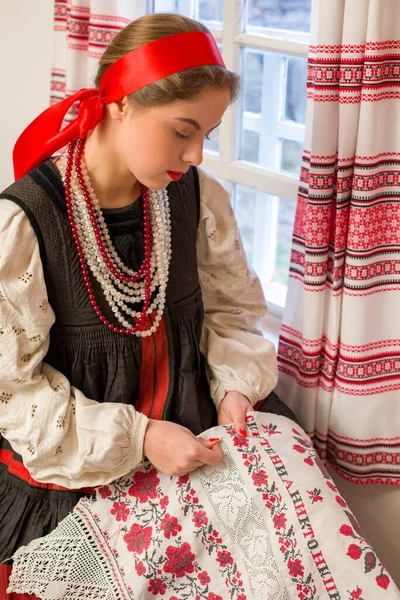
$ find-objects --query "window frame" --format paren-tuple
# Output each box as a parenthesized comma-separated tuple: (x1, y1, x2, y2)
(149, 0, 310, 340)
(203, 1, 309, 332)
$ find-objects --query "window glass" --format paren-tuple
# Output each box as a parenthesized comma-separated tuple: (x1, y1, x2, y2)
(246, 0, 311, 34)
(234, 184, 295, 297)
(239, 49, 307, 176)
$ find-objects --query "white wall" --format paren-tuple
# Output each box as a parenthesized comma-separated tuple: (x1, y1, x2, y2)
(0, 0, 54, 190)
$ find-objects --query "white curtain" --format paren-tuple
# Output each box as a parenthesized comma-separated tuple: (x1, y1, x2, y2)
(277, 0, 400, 487)
(51, 0, 147, 120)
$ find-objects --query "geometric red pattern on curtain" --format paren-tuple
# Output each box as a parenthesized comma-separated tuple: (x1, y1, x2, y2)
(277, 0, 400, 486)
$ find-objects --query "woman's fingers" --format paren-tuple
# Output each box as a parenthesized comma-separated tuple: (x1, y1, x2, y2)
(195, 439, 223, 466)
(217, 391, 253, 437)
(198, 436, 221, 448)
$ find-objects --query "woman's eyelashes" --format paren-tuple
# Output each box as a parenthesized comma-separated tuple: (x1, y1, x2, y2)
(173, 130, 211, 141)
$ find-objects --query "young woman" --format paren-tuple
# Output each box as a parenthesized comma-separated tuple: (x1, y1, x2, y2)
(0, 12, 296, 598)
(2, 13, 399, 600)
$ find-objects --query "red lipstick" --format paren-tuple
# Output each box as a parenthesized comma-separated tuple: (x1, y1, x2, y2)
(167, 171, 184, 181)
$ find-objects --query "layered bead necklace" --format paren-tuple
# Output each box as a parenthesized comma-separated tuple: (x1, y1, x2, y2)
(59, 138, 172, 337)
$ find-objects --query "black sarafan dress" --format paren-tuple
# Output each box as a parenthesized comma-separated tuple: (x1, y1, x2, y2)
(0, 160, 291, 564)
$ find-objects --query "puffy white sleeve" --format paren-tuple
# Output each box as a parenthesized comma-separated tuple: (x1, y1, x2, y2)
(197, 169, 278, 409)
(0, 199, 148, 488)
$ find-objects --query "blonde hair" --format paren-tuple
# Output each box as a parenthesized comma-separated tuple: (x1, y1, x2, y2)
(94, 13, 240, 107)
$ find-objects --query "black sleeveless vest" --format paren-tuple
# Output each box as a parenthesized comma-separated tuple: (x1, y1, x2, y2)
(0, 160, 216, 560)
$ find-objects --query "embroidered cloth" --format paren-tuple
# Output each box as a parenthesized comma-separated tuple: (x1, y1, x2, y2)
(8, 413, 399, 600)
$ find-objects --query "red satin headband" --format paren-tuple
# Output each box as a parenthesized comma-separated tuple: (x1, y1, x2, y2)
(13, 31, 225, 180)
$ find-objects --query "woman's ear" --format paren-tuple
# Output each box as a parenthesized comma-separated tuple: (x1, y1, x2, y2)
(107, 96, 130, 121)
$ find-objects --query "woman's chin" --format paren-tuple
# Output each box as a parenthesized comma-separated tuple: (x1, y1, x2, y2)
(140, 175, 169, 191)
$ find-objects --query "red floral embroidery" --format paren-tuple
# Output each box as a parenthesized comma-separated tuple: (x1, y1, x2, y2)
(160, 514, 182, 539)
(208, 529, 223, 544)
(160, 496, 169, 509)
(216, 550, 234, 567)
(148, 578, 167, 596)
(338, 509, 392, 590)
(326, 481, 337, 492)
(273, 512, 287, 530)
(288, 558, 305, 578)
(198, 571, 211, 585)
(293, 444, 306, 454)
(135, 560, 146, 576)
(336, 495, 346, 507)
(279, 536, 291, 554)
(98, 485, 112, 499)
(262, 492, 276, 508)
(123, 523, 152, 554)
(184, 489, 199, 504)
(307, 488, 323, 503)
(207, 594, 223, 600)
(347, 544, 362, 560)
(376, 574, 390, 590)
(177, 474, 189, 487)
(262, 423, 281, 435)
(233, 435, 249, 448)
(340, 524, 354, 537)
(110, 501, 129, 522)
(163, 542, 196, 578)
(192, 510, 208, 527)
(128, 469, 160, 503)
(251, 469, 268, 486)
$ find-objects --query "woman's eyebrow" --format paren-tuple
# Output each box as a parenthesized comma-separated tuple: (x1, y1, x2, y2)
(174, 117, 222, 132)
(174, 117, 201, 130)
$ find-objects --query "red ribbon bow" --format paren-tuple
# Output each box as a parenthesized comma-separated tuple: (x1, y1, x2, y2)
(13, 89, 104, 180)
(12, 31, 225, 181)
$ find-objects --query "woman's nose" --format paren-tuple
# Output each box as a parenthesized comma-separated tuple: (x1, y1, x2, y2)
(182, 140, 204, 167)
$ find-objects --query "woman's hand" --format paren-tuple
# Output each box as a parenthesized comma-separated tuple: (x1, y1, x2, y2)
(143, 419, 223, 476)
(217, 391, 252, 437)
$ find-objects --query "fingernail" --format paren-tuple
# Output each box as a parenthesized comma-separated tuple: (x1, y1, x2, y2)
(209, 437, 220, 442)
(239, 428, 247, 438)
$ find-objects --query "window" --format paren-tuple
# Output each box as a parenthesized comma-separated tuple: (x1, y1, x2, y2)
(149, 0, 310, 320)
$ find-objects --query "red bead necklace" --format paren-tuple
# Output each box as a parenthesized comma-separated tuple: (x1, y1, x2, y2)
(64, 138, 154, 335)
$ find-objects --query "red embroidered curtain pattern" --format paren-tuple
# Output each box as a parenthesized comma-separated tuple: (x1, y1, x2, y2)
(277, 0, 400, 486)
(51, 0, 147, 120)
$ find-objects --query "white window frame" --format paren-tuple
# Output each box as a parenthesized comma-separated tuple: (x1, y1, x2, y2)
(202, 1, 309, 341)
(149, 0, 309, 342)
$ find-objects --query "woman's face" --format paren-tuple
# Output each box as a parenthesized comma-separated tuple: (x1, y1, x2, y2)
(110, 86, 232, 190)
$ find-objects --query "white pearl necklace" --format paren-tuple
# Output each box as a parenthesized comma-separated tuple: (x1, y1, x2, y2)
(58, 142, 172, 337)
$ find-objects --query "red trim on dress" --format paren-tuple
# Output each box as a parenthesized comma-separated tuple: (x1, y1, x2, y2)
(0, 564, 39, 600)
(0, 449, 94, 494)
(136, 316, 170, 420)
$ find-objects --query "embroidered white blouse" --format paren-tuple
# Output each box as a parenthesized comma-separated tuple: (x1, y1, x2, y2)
(0, 168, 277, 488)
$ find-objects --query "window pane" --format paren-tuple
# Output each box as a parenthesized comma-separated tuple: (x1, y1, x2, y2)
(233, 184, 295, 304)
(153, 0, 192, 16)
(246, 0, 311, 34)
(199, 0, 223, 22)
(153, 0, 223, 22)
(204, 127, 220, 152)
(243, 51, 263, 113)
(285, 57, 308, 124)
(273, 196, 295, 286)
(239, 49, 307, 174)
(281, 139, 303, 174)
(240, 130, 260, 163)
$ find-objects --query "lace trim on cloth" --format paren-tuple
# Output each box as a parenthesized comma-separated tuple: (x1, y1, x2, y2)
(8, 413, 400, 600)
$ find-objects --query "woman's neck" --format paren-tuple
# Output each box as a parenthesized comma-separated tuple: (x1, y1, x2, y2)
(83, 128, 141, 209)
